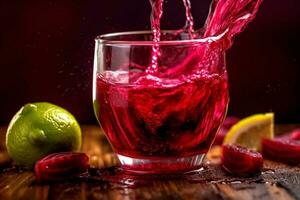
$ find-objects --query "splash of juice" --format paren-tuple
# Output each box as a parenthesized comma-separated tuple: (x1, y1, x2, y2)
(147, 0, 195, 73)
(149, 0, 263, 45)
(204, 0, 263, 47)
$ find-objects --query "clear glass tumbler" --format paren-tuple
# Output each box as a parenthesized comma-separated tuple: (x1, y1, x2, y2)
(93, 31, 229, 174)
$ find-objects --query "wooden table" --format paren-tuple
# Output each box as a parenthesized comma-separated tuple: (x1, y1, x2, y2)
(1, 125, 300, 200)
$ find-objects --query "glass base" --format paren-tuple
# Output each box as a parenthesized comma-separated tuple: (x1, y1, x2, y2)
(117, 154, 206, 174)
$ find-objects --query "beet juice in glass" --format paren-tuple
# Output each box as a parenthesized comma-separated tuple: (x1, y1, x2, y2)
(93, 31, 229, 174)
(93, 0, 262, 174)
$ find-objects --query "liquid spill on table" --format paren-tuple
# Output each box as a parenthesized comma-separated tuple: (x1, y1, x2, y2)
(53, 163, 280, 189)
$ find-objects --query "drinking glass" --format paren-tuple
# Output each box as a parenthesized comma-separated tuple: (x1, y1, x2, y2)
(93, 31, 229, 174)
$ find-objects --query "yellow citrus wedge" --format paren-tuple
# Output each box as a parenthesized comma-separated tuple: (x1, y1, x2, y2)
(223, 113, 274, 151)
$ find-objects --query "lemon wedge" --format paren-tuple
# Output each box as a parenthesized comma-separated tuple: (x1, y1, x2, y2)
(223, 113, 274, 151)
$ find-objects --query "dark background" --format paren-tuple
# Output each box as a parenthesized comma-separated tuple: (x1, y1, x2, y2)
(0, 0, 299, 124)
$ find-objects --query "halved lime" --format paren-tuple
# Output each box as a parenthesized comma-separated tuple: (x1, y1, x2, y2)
(6, 102, 82, 168)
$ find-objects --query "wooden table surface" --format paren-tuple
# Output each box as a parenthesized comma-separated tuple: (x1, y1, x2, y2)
(1, 125, 300, 200)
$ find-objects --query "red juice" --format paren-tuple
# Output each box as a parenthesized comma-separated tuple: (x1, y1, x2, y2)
(204, 0, 263, 46)
(182, 0, 195, 38)
(95, 68, 228, 159)
(148, 0, 164, 73)
(148, 0, 195, 74)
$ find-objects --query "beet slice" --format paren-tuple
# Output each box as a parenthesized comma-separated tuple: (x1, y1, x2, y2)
(262, 138, 300, 165)
(276, 128, 300, 140)
(290, 129, 300, 140)
(35, 152, 89, 181)
(221, 144, 263, 176)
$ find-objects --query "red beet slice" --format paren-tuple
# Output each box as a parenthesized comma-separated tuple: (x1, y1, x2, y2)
(35, 152, 89, 181)
(276, 128, 300, 140)
(214, 117, 239, 145)
(262, 138, 300, 165)
(290, 129, 300, 140)
(221, 145, 263, 176)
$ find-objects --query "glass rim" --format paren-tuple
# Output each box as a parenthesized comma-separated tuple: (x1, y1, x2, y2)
(95, 30, 226, 46)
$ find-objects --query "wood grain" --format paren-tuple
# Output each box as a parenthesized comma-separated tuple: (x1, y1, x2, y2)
(0, 125, 300, 200)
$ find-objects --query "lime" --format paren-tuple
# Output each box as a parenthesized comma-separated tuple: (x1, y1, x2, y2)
(6, 102, 82, 168)
(223, 113, 274, 151)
